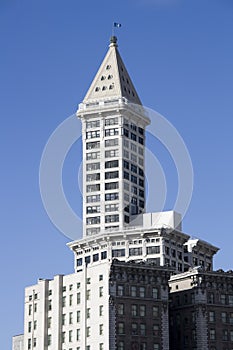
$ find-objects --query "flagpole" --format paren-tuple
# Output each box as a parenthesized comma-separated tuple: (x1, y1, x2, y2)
(112, 22, 121, 39)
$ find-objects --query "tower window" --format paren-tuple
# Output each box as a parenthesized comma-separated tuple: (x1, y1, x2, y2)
(86, 162, 100, 171)
(93, 253, 99, 262)
(105, 171, 119, 179)
(138, 137, 144, 145)
(86, 194, 100, 203)
(86, 120, 100, 129)
(86, 206, 100, 214)
(105, 160, 119, 168)
(112, 249, 125, 257)
(139, 168, 144, 177)
(86, 151, 100, 160)
(86, 216, 100, 225)
(105, 182, 118, 190)
(138, 127, 144, 135)
(101, 251, 107, 259)
(105, 214, 119, 223)
(123, 128, 129, 137)
(86, 141, 100, 150)
(105, 149, 119, 158)
(105, 117, 118, 126)
(131, 175, 137, 184)
(124, 171, 129, 180)
(105, 193, 119, 201)
(131, 164, 137, 174)
(86, 184, 100, 192)
(105, 203, 119, 212)
(130, 123, 137, 131)
(86, 130, 100, 139)
(131, 133, 137, 141)
(105, 138, 118, 147)
(123, 160, 129, 169)
(129, 247, 142, 256)
(131, 143, 137, 152)
(105, 128, 118, 136)
(86, 173, 100, 182)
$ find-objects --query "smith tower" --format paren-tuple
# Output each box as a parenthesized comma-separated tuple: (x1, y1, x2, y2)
(12, 36, 221, 350)
(77, 36, 150, 237)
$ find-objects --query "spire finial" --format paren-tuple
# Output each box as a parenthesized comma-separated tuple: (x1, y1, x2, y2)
(109, 36, 118, 47)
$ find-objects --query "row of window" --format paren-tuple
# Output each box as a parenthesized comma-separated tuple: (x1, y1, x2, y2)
(117, 285, 159, 299)
(208, 293, 233, 305)
(117, 322, 159, 337)
(124, 139, 143, 155)
(86, 118, 144, 133)
(86, 203, 119, 214)
(209, 328, 233, 341)
(124, 121, 144, 136)
(86, 214, 119, 225)
(123, 160, 144, 176)
(86, 122, 144, 140)
(61, 323, 104, 343)
(86, 196, 144, 208)
(86, 138, 144, 152)
(28, 334, 104, 349)
(117, 342, 159, 350)
(209, 310, 233, 323)
(76, 252, 107, 267)
(86, 162, 144, 174)
(123, 128, 144, 145)
(123, 172, 144, 187)
(117, 321, 159, 337)
(60, 287, 104, 307)
(123, 150, 143, 166)
(117, 303, 158, 317)
(86, 128, 144, 140)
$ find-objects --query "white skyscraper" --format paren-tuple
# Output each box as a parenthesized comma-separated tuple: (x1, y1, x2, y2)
(77, 36, 150, 237)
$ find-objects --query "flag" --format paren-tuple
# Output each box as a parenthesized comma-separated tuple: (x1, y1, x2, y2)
(114, 22, 122, 28)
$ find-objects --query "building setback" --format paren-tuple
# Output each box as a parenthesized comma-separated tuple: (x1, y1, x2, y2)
(12, 37, 232, 350)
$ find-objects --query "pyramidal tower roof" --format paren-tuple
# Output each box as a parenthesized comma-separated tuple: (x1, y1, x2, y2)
(83, 36, 142, 105)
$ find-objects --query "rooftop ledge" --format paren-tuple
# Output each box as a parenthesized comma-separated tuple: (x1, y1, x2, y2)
(77, 97, 151, 124)
(67, 226, 189, 250)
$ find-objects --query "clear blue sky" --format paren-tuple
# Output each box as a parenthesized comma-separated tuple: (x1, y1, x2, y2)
(1, 0, 233, 348)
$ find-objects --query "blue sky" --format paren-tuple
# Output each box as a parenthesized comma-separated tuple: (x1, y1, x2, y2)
(1, 0, 233, 348)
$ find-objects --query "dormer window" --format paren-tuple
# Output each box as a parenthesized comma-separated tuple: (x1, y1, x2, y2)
(101, 76, 106, 81)
(106, 65, 111, 70)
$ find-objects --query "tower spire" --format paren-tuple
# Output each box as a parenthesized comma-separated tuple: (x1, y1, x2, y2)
(82, 37, 142, 105)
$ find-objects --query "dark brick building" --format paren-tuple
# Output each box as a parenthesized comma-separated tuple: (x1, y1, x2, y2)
(169, 268, 233, 350)
(109, 260, 172, 350)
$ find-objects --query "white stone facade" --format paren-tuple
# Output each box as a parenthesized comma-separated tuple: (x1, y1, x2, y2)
(23, 263, 111, 350)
